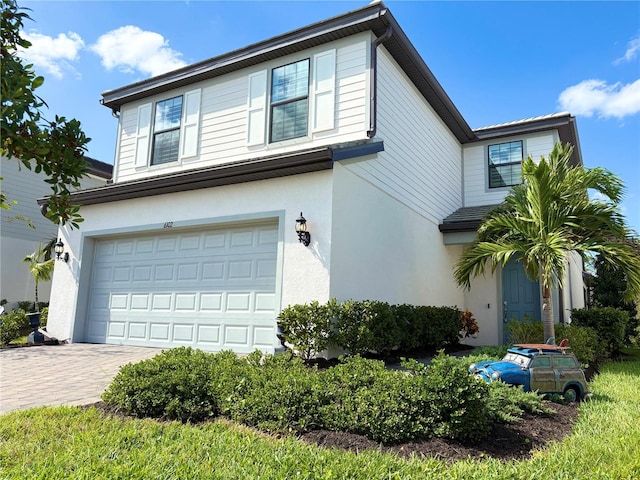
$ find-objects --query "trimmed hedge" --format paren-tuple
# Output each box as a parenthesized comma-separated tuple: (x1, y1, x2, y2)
(571, 307, 628, 359)
(278, 299, 472, 358)
(507, 320, 601, 365)
(103, 348, 545, 445)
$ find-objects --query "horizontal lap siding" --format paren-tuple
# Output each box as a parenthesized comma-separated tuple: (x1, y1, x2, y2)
(113, 35, 369, 183)
(347, 48, 461, 225)
(335, 41, 367, 135)
(463, 131, 558, 207)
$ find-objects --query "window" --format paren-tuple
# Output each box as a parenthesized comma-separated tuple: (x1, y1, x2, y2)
(151, 96, 183, 165)
(553, 356, 579, 368)
(531, 356, 551, 368)
(488, 140, 523, 188)
(270, 59, 309, 142)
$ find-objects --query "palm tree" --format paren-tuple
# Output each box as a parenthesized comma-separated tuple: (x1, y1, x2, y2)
(22, 243, 55, 311)
(454, 142, 640, 343)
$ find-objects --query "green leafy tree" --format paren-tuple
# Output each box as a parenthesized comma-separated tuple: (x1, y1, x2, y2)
(22, 243, 54, 311)
(591, 246, 640, 342)
(1, 0, 90, 228)
(454, 142, 640, 343)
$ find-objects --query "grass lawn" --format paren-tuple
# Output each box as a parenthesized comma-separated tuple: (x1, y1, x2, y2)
(1, 350, 639, 480)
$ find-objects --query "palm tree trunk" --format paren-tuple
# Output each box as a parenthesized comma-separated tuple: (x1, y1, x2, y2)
(34, 281, 39, 312)
(542, 285, 555, 343)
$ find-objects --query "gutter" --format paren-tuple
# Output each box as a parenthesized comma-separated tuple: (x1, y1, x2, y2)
(367, 22, 393, 138)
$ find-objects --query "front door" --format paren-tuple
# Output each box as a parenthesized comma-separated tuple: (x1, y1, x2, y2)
(502, 258, 541, 344)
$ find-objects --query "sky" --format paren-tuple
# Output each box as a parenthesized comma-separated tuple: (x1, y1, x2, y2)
(17, 0, 640, 232)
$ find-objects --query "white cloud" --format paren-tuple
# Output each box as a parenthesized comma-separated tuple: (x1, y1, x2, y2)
(614, 34, 640, 65)
(90, 26, 187, 78)
(558, 79, 640, 119)
(19, 31, 85, 79)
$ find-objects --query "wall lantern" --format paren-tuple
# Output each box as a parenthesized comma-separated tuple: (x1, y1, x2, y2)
(295, 212, 311, 247)
(54, 238, 69, 263)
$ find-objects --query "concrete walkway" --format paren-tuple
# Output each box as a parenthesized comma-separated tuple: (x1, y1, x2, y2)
(0, 343, 161, 414)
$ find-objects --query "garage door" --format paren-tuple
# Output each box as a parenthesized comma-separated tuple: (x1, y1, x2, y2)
(85, 221, 279, 353)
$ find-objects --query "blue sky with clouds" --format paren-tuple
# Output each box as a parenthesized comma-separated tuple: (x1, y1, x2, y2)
(18, 0, 640, 231)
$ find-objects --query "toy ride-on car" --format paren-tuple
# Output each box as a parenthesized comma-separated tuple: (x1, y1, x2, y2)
(469, 343, 589, 401)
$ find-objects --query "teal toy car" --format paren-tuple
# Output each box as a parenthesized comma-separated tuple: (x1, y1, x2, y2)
(469, 344, 589, 401)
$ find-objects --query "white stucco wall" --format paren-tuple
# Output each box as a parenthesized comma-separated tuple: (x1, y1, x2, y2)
(329, 161, 464, 307)
(463, 273, 501, 346)
(46, 171, 333, 343)
(563, 251, 586, 323)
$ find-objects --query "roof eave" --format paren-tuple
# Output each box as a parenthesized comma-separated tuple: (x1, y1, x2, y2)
(474, 113, 582, 166)
(99, 2, 475, 144)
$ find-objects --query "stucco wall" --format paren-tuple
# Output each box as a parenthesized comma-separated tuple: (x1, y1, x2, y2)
(46, 171, 334, 343)
(329, 161, 464, 307)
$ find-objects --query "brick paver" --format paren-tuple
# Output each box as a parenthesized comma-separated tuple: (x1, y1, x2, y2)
(0, 343, 161, 414)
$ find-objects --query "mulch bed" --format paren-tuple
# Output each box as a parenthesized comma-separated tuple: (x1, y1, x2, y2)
(299, 403, 579, 462)
(90, 400, 578, 463)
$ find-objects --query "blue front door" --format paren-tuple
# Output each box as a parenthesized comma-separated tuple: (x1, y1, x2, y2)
(502, 259, 541, 344)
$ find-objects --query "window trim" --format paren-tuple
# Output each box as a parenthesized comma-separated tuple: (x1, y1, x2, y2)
(268, 58, 310, 144)
(150, 95, 184, 166)
(487, 140, 523, 189)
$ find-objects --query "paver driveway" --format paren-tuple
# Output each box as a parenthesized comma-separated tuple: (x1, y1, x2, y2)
(0, 343, 161, 414)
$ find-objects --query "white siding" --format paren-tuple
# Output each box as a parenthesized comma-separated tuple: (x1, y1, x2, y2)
(113, 34, 370, 183)
(463, 131, 559, 207)
(0, 157, 109, 303)
(345, 47, 462, 225)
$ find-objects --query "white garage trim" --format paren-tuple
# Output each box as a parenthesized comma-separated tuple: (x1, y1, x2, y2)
(75, 213, 284, 353)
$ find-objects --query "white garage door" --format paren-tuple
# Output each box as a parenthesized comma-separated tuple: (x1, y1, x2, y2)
(85, 221, 279, 353)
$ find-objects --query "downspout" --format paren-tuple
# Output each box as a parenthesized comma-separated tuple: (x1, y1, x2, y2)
(367, 24, 393, 138)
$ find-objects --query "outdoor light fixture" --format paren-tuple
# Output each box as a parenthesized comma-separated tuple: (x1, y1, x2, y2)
(295, 212, 311, 246)
(54, 238, 69, 263)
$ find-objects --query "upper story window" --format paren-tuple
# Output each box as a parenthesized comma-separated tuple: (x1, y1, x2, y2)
(270, 59, 310, 142)
(488, 140, 523, 188)
(151, 96, 183, 165)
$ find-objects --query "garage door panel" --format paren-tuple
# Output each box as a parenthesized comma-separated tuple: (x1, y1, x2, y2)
(87, 221, 279, 352)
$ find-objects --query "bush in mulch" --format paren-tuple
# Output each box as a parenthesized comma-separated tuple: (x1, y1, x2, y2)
(102, 347, 553, 447)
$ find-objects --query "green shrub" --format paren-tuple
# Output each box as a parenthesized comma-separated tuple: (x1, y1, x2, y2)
(0, 309, 30, 345)
(224, 351, 320, 433)
(507, 319, 600, 365)
(333, 300, 401, 356)
(277, 299, 338, 360)
(102, 347, 242, 422)
(471, 345, 509, 358)
(317, 356, 430, 444)
(571, 307, 628, 359)
(415, 306, 462, 348)
(485, 381, 551, 423)
(507, 318, 543, 344)
(280, 300, 468, 358)
(413, 353, 491, 443)
(555, 323, 600, 366)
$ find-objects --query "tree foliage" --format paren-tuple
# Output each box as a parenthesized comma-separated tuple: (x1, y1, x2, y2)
(454, 142, 640, 343)
(1, 0, 89, 228)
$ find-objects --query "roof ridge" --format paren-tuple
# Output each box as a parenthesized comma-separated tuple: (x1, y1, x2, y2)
(474, 112, 571, 131)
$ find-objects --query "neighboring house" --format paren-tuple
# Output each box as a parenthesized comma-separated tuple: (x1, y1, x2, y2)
(1, 156, 112, 307)
(44, 2, 585, 352)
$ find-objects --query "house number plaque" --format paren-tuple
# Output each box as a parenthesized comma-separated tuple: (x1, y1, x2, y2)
(163, 222, 174, 228)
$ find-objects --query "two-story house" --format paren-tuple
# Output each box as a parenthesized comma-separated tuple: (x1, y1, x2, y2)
(43, 2, 585, 352)
(1, 156, 111, 309)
